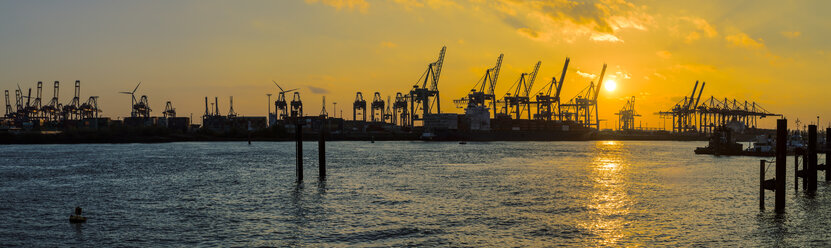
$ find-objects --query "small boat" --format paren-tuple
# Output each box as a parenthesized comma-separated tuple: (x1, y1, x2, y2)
(69, 207, 86, 223)
(459, 141, 467, 144)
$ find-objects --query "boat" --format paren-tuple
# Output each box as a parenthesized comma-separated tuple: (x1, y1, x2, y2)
(695, 127, 743, 155)
(743, 135, 775, 156)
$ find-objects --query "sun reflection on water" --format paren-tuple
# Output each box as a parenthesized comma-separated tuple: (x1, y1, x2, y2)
(581, 140, 631, 246)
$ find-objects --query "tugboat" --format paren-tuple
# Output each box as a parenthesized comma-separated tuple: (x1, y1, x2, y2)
(743, 134, 775, 156)
(695, 127, 743, 155)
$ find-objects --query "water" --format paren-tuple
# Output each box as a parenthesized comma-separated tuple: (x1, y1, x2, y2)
(2, 141, 831, 246)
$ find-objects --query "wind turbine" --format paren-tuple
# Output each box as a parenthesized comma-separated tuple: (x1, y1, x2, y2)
(120, 82, 141, 117)
(272, 80, 298, 119)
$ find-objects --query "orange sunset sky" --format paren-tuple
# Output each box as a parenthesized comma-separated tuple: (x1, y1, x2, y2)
(1, 0, 828, 129)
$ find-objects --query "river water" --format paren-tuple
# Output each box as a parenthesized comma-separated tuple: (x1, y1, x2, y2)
(1, 141, 831, 246)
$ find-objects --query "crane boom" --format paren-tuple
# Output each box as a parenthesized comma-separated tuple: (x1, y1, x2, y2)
(687, 81, 699, 110)
(525, 61, 541, 97)
(592, 64, 607, 101)
(431, 46, 446, 90)
(693, 81, 705, 110)
(553, 57, 570, 98)
(490, 54, 503, 95)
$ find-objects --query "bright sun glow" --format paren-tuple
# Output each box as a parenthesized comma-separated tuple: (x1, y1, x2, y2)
(604, 80, 617, 92)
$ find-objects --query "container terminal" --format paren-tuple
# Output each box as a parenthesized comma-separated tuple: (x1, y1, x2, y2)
(1, 46, 786, 144)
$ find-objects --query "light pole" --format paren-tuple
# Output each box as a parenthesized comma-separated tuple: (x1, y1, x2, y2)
(333, 102, 337, 119)
(267, 93, 272, 127)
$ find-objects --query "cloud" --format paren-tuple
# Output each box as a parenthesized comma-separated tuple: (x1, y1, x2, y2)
(781, 31, 801, 39)
(725, 32, 765, 49)
(682, 17, 717, 37)
(307, 85, 330, 94)
(590, 33, 623, 43)
(576, 70, 597, 79)
(380, 41, 398, 48)
(492, 0, 653, 43)
(305, 0, 369, 13)
(656, 50, 672, 59)
(517, 27, 541, 39)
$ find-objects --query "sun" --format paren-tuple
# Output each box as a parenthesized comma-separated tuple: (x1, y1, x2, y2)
(604, 79, 617, 92)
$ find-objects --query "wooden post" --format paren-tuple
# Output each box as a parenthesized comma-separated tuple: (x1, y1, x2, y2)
(795, 154, 799, 192)
(827, 128, 830, 181)
(319, 118, 326, 180)
(775, 119, 786, 212)
(760, 159, 765, 210)
(296, 121, 303, 183)
(809, 125, 817, 192)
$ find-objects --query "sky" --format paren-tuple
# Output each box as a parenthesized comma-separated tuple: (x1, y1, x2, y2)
(1, 0, 829, 129)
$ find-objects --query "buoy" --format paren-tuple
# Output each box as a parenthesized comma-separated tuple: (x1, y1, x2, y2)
(69, 206, 86, 223)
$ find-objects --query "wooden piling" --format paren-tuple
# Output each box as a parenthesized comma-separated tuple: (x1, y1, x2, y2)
(760, 159, 765, 210)
(827, 128, 830, 181)
(809, 125, 817, 192)
(296, 122, 303, 183)
(319, 118, 326, 180)
(795, 154, 799, 192)
(775, 119, 787, 212)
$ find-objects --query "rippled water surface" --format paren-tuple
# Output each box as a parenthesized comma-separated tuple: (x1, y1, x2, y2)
(2, 141, 831, 246)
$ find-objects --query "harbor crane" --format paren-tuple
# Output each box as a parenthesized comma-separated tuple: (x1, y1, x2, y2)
(228, 96, 237, 118)
(353, 92, 367, 121)
(615, 96, 640, 131)
(384, 95, 392, 122)
(63, 80, 82, 120)
(272, 80, 298, 120)
(371, 92, 385, 122)
(79, 96, 100, 119)
(561, 64, 607, 130)
(42, 81, 61, 121)
(658, 81, 704, 133)
(4, 90, 13, 119)
(120, 82, 150, 118)
(290, 92, 302, 118)
(409, 46, 446, 127)
(533, 57, 569, 121)
(500, 61, 541, 120)
(392, 92, 408, 126)
(454, 54, 503, 117)
(163, 101, 176, 118)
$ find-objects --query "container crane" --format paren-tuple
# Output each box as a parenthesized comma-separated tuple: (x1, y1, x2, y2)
(454, 54, 503, 117)
(353, 92, 367, 121)
(534, 57, 569, 121)
(409, 46, 446, 127)
(561, 64, 606, 129)
(371, 92, 385, 122)
(500, 61, 541, 120)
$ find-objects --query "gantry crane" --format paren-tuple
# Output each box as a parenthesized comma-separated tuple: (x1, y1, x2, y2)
(42, 81, 61, 121)
(534, 57, 569, 121)
(392, 92, 408, 126)
(615, 96, 640, 131)
(290, 92, 303, 118)
(228, 96, 237, 118)
(561, 64, 607, 130)
(272, 81, 298, 120)
(163, 101, 176, 118)
(371, 92, 385, 122)
(454, 54, 504, 117)
(500, 61, 541, 120)
(409, 46, 446, 127)
(353, 92, 367, 121)
(62, 80, 82, 120)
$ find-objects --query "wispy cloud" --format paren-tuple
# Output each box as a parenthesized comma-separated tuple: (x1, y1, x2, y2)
(576, 70, 597, 79)
(725, 32, 764, 49)
(308, 85, 330, 94)
(305, 0, 369, 13)
(380, 41, 398, 48)
(781, 31, 801, 39)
